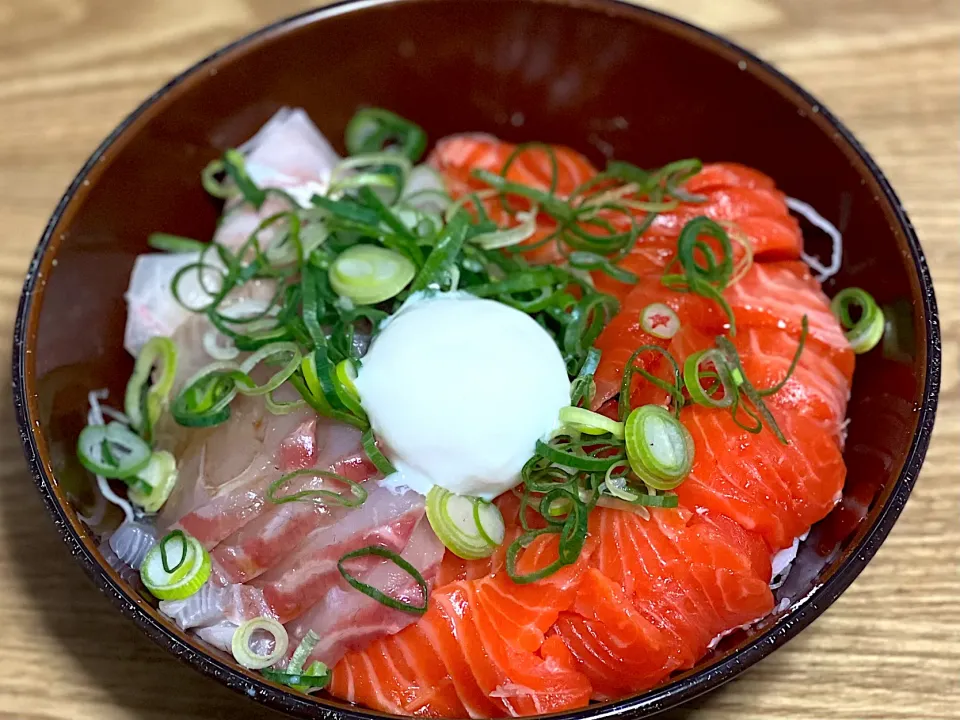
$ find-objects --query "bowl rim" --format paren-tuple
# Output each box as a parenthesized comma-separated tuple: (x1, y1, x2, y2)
(11, 0, 941, 718)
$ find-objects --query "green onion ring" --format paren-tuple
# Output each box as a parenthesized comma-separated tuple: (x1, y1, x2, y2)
(337, 546, 429, 615)
(831, 287, 884, 354)
(267, 469, 368, 507)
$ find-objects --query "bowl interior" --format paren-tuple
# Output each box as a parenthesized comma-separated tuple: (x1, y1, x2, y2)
(16, 0, 937, 718)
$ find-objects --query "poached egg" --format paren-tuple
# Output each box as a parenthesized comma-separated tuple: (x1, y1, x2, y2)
(355, 292, 570, 500)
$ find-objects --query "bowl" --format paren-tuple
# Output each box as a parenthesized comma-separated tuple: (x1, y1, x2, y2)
(12, 0, 941, 717)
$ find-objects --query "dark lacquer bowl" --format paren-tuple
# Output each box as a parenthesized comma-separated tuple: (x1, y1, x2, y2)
(13, 0, 941, 717)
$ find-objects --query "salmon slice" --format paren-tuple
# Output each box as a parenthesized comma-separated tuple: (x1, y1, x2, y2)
(684, 162, 777, 193)
(330, 533, 596, 717)
(591, 278, 724, 410)
(429, 135, 600, 267)
(428, 134, 597, 198)
(725, 261, 853, 375)
(734, 214, 803, 259)
(732, 327, 851, 435)
(677, 401, 846, 552)
(430, 137, 801, 282)
(553, 507, 773, 699)
(591, 261, 851, 410)
(651, 187, 790, 235)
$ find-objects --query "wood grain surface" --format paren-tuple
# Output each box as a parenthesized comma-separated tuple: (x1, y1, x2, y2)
(0, 1, 957, 718)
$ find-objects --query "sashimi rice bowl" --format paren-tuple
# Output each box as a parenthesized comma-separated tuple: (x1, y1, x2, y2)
(15, 2, 939, 718)
(74, 105, 885, 713)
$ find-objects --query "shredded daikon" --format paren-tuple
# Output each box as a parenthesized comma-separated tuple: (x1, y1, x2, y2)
(787, 196, 843, 282)
(85, 390, 134, 524)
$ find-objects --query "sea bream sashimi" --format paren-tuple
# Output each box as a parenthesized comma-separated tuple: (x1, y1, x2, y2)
(121, 109, 448, 672)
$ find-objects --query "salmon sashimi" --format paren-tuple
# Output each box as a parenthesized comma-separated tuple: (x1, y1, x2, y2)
(552, 507, 773, 698)
(330, 532, 597, 717)
(428, 134, 597, 199)
(429, 138, 801, 295)
(591, 261, 852, 410)
(677, 402, 846, 552)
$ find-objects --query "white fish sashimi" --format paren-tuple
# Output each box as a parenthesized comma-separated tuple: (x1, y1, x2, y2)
(286, 516, 445, 668)
(195, 621, 239, 653)
(123, 252, 217, 357)
(156, 397, 319, 537)
(124, 107, 339, 355)
(241, 107, 341, 187)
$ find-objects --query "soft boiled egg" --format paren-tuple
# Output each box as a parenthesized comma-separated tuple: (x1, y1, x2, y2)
(355, 291, 571, 500)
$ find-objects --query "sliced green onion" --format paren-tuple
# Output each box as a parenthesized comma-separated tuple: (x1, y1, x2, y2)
(262, 662, 330, 692)
(558, 407, 624, 439)
(232, 617, 289, 670)
(469, 207, 538, 250)
(506, 495, 587, 584)
(624, 405, 694, 491)
(831, 287, 884, 354)
(683, 349, 735, 408)
(237, 342, 302, 397)
(223, 149, 266, 209)
(329, 244, 416, 305)
(266, 469, 368, 507)
(287, 630, 319, 674)
(140, 531, 210, 601)
(619, 345, 685, 421)
(265, 388, 307, 415)
(337, 546, 429, 615)
(171, 363, 245, 428)
(596, 492, 678, 512)
(159, 530, 188, 573)
(128, 450, 178, 513)
(362, 429, 396, 475)
(409, 212, 468, 293)
(400, 165, 451, 214)
(333, 359, 366, 421)
(714, 333, 792, 444)
(291, 354, 368, 430)
(661, 216, 737, 334)
(201, 159, 232, 199)
(570, 347, 601, 407)
(535, 436, 624, 472)
(602, 465, 640, 502)
(640, 303, 681, 340)
(147, 233, 206, 254)
(124, 336, 178, 443)
(345, 108, 428, 162)
(426, 486, 505, 560)
(567, 250, 639, 285)
(77, 422, 152, 480)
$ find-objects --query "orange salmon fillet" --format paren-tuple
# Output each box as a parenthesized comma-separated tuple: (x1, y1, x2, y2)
(552, 507, 773, 699)
(328, 135, 853, 716)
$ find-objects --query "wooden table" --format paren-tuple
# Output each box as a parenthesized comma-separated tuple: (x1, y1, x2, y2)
(0, 1, 956, 718)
